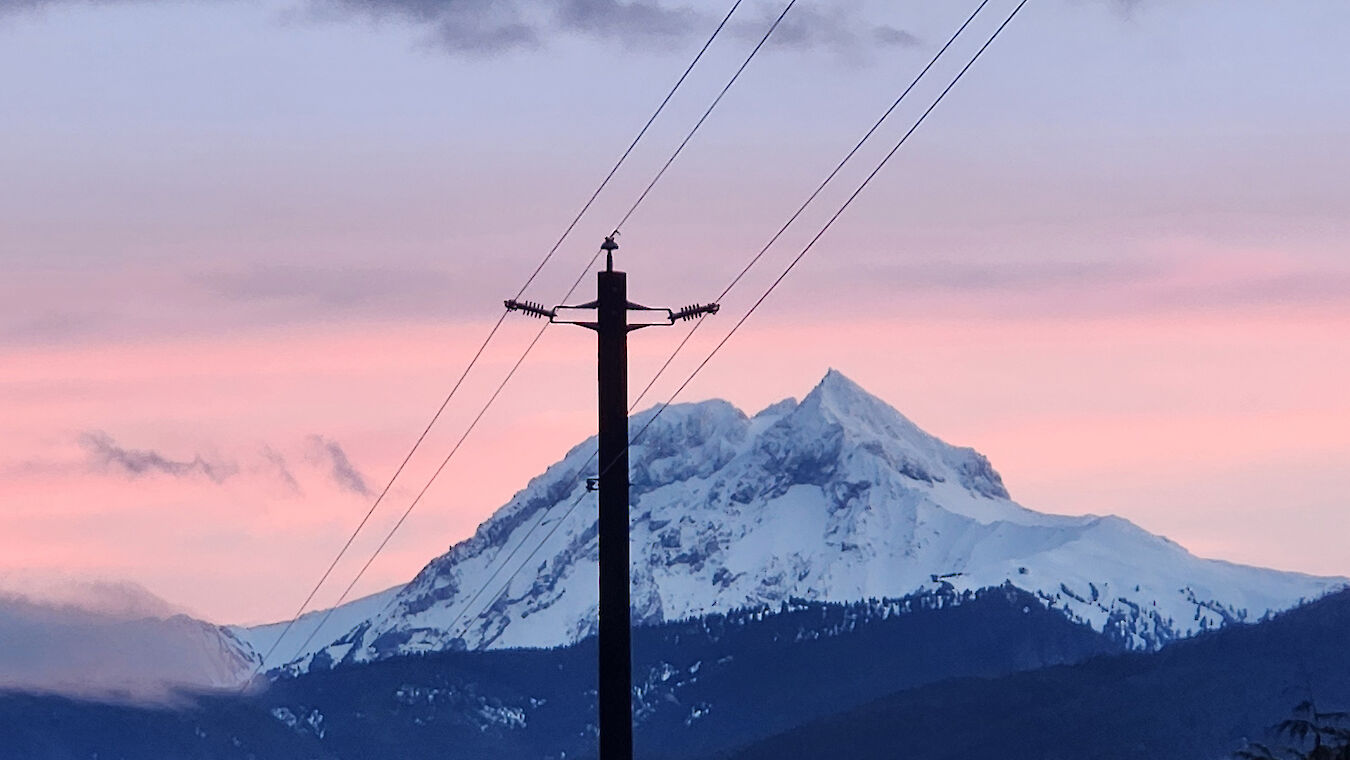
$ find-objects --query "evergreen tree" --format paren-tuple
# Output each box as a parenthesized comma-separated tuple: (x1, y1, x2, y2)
(1238, 701, 1350, 760)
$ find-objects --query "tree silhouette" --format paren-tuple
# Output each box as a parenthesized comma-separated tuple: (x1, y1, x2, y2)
(1237, 701, 1350, 760)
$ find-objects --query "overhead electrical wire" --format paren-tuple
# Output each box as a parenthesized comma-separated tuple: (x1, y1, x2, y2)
(447, 0, 1032, 645)
(625, 0, 1034, 480)
(271, 0, 801, 669)
(512, 0, 749, 302)
(246, 0, 749, 680)
(442, 0, 997, 641)
(628, 0, 993, 414)
(614, 0, 798, 232)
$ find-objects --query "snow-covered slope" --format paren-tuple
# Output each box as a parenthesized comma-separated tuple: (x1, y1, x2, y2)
(232, 585, 401, 672)
(284, 370, 1344, 672)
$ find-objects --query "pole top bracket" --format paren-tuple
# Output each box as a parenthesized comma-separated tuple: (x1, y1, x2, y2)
(601, 232, 620, 271)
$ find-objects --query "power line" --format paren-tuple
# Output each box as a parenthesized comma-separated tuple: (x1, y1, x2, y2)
(247, 0, 748, 680)
(248, 308, 509, 676)
(451, 476, 596, 645)
(615, 0, 798, 232)
(281, 247, 604, 667)
(435, 0, 806, 634)
(448, 0, 1032, 646)
(513, 0, 748, 302)
(433, 454, 599, 647)
(629, 0, 994, 413)
(452, 0, 1003, 638)
(279, 0, 804, 666)
(629, 0, 1033, 461)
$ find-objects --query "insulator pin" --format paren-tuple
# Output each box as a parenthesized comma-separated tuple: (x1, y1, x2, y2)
(672, 303, 720, 322)
(504, 299, 556, 319)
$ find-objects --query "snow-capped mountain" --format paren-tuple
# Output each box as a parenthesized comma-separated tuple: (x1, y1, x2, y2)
(275, 370, 1343, 672)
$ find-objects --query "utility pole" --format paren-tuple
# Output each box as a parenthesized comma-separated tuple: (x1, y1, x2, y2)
(506, 235, 718, 760)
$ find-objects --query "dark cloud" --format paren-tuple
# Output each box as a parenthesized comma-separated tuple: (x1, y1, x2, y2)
(307, 0, 540, 53)
(307, 435, 372, 497)
(304, 0, 918, 55)
(1, 0, 925, 56)
(80, 431, 237, 484)
(744, 5, 921, 56)
(555, 0, 700, 42)
(303, 0, 698, 54)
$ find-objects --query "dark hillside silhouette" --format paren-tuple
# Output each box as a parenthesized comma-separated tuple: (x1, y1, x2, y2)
(728, 589, 1350, 760)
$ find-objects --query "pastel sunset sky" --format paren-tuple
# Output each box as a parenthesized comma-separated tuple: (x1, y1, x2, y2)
(2, 0, 1347, 625)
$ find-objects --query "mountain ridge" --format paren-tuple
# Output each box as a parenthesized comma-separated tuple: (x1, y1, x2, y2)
(260, 370, 1343, 673)
(726, 587, 1350, 760)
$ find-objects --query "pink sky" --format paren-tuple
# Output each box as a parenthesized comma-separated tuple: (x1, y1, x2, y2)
(4, 297, 1348, 624)
(2, 0, 1349, 624)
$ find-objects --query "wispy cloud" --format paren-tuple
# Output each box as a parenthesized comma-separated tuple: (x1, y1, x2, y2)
(79, 431, 237, 484)
(197, 264, 460, 313)
(260, 445, 302, 495)
(832, 253, 1350, 319)
(0, 311, 105, 345)
(307, 435, 371, 497)
(63, 431, 375, 497)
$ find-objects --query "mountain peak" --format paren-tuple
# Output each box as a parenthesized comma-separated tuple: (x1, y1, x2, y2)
(809, 368, 871, 404)
(801, 369, 919, 431)
(791, 370, 1014, 504)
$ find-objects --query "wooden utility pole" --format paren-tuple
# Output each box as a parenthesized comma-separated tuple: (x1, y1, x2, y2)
(506, 235, 718, 760)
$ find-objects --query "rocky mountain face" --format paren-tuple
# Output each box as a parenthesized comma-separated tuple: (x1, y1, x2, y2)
(269, 370, 1343, 673)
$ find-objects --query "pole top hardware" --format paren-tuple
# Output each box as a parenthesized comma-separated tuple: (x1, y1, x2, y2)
(503, 239, 718, 331)
(503, 299, 556, 319)
(602, 232, 620, 271)
(672, 303, 720, 322)
(586, 477, 600, 492)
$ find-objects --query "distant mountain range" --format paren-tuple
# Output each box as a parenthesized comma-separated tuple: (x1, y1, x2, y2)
(5, 585, 1350, 760)
(0, 585, 1126, 759)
